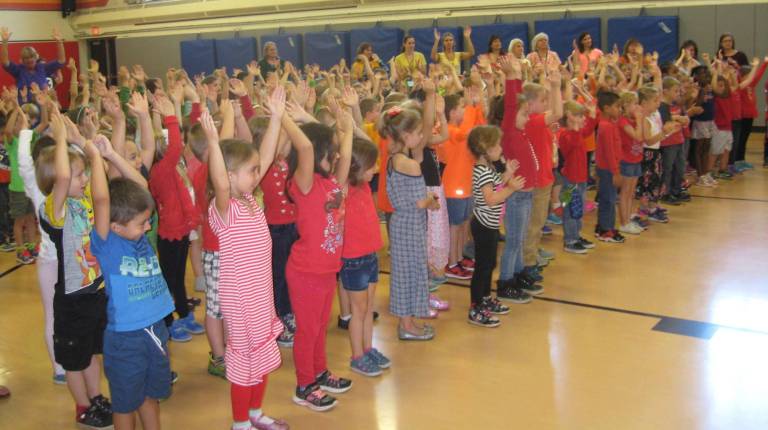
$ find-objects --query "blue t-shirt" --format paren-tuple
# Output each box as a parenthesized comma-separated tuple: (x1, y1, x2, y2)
(91, 230, 174, 332)
(2, 60, 63, 103)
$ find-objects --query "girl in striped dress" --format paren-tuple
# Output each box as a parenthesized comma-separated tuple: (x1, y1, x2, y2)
(202, 87, 289, 430)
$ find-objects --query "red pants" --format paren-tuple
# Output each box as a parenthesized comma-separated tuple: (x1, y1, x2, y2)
(286, 265, 336, 387)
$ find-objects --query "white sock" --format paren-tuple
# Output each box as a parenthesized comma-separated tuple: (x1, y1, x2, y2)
(340, 314, 351, 321)
(249, 409, 274, 424)
(232, 421, 250, 429)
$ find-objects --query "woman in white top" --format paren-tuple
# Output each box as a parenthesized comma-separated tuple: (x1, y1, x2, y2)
(526, 32, 561, 78)
(431, 27, 475, 74)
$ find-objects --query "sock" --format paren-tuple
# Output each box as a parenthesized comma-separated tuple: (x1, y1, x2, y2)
(249, 408, 274, 424)
(76, 404, 89, 419)
(232, 421, 251, 430)
(340, 314, 351, 321)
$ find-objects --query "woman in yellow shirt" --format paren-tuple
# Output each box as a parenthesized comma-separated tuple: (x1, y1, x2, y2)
(393, 36, 426, 80)
(351, 42, 382, 82)
(431, 27, 475, 74)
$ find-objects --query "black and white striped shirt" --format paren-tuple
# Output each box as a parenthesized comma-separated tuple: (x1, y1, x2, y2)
(472, 164, 504, 229)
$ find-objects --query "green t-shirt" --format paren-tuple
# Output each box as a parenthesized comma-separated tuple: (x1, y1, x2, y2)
(6, 135, 29, 193)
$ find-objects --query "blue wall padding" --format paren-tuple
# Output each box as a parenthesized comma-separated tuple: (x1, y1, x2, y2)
(469, 22, 529, 62)
(215, 37, 256, 72)
(534, 18, 601, 60)
(349, 27, 404, 64)
(303, 31, 351, 70)
(607, 16, 679, 63)
(260, 33, 303, 69)
(180, 39, 216, 77)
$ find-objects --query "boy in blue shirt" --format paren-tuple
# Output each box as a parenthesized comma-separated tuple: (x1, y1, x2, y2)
(91, 162, 175, 430)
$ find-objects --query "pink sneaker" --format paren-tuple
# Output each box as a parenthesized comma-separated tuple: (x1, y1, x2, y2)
(251, 414, 289, 430)
(584, 200, 596, 213)
(424, 308, 439, 319)
(429, 294, 450, 311)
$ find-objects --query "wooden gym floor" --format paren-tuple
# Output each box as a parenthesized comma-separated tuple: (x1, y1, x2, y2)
(1, 135, 768, 429)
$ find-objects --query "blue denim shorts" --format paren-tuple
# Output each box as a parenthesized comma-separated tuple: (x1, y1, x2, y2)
(446, 197, 473, 225)
(340, 253, 379, 291)
(103, 321, 172, 413)
(620, 161, 642, 178)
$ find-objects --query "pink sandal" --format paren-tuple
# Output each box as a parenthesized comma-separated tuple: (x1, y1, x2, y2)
(429, 294, 450, 311)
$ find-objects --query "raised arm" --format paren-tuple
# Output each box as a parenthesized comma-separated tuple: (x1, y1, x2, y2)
(739, 57, 765, 89)
(102, 97, 126, 157)
(288, 116, 315, 195)
(544, 69, 563, 125)
(200, 111, 229, 220)
(52, 27, 65, 64)
(461, 26, 475, 60)
(431, 29, 441, 63)
(94, 134, 147, 188)
(0, 27, 10, 67)
(257, 86, 286, 180)
(50, 111, 73, 221)
(126, 91, 156, 171)
(219, 99, 235, 140)
(421, 79, 436, 146)
(332, 104, 354, 186)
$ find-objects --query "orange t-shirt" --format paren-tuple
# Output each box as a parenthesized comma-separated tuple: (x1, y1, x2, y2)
(363, 121, 381, 170)
(441, 104, 485, 199)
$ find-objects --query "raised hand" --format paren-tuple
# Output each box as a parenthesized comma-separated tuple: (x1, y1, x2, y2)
(435, 94, 445, 115)
(247, 61, 261, 77)
(88, 59, 99, 74)
(102, 97, 123, 118)
(63, 116, 86, 148)
(219, 98, 234, 119)
(152, 94, 176, 117)
(52, 27, 63, 41)
(49, 110, 66, 142)
(93, 134, 115, 159)
(286, 101, 315, 124)
(337, 108, 353, 134)
(463, 26, 472, 38)
(199, 111, 219, 144)
(341, 85, 359, 108)
(131, 65, 146, 82)
(229, 78, 247, 97)
(266, 85, 286, 119)
(127, 91, 149, 117)
(1, 27, 11, 42)
(422, 78, 436, 94)
(67, 58, 77, 71)
(433, 28, 441, 42)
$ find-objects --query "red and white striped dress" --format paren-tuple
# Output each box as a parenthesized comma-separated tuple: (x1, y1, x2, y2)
(209, 195, 283, 386)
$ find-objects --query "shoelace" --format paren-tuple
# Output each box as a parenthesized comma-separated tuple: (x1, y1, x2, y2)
(308, 389, 326, 401)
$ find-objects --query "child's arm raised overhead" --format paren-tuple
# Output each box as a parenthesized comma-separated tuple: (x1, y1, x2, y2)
(102, 96, 126, 157)
(126, 91, 156, 171)
(421, 78, 437, 146)
(0, 27, 10, 67)
(341, 86, 363, 127)
(89, 136, 110, 241)
(430, 94, 449, 145)
(544, 68, 564, 125)
(50, 110, 74, 221)
(287, 111, 315, 195)
(256, 85, 286, 181)
(153, 94, 182, 168)
(94, 134, 148, 188)
(219, 98, 235, 140)
(739, 57, 765, 89)
(200, 111, 229, 221)
(334, 105, 354, 187)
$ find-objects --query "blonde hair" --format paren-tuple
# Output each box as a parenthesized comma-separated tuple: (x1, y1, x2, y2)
(619, 91, 638, 114)
(35, 145, 88, 196)
(467, 125, 501, 159)
(522, 82, 547, 102)
(638, 86, 660, 104)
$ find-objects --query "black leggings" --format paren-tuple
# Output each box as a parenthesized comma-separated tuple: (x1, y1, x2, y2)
(469, 217, 499, 306)
(269, 223, 297, 318)
(736, 117, 754, 162)
(158, 236, 190, 322)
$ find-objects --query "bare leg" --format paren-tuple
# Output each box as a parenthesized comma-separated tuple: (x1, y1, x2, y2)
(348, 289, 367, 358)
(448, 225, 461, 266)
(114, 412, 136, 430)
(65, 370, 91, 407)
(83, 355, 103, 399)
(205, 315, 226, 358)
(23, 214, 36, 245)
(337, 286, 351, 320)
(137, 398, 161, 430)
(363, 284, 376, 351)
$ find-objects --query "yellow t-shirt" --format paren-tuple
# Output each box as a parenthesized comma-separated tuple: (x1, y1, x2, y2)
(437, 52, 464, 74)
(351, 58, 382, 81)
(394, 52, 426, 78)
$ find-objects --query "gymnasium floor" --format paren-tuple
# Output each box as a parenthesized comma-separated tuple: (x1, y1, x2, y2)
(1, 136, 767, 430)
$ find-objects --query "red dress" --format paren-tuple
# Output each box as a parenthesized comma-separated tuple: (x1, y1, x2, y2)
(209, 195, 283, 385)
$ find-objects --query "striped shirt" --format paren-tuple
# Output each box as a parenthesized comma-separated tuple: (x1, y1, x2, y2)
(472, 164, 504, 229)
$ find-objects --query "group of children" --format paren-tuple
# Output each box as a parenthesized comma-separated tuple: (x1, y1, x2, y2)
(1, 24, 766, 429)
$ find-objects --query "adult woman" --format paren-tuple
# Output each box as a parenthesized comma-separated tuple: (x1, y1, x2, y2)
(430, 27, 475, 74)
(476, 35, 505, 69)
(526, 32, 561, 77)
(257, 42, 286, 77)
(351, 42, 382, 81)
(508, 38, 526, 60)
(571, 32, 602, 77)
(675, 40, 700, 75)
(1, 26, 65, 103)
(394, 36, 426, 80)
(718, 33, 749, 66)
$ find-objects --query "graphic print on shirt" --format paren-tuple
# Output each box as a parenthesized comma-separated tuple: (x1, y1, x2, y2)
(321, 180, 345, 255)
(66, 198, 101, 288)
(120, 254, 166, 302)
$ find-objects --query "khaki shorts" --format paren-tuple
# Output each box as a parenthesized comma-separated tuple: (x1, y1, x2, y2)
(710, 129, 733, 155)
(9, 190, 33, 218)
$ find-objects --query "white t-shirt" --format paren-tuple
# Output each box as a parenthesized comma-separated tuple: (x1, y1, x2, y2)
(644, 111, 663, 149)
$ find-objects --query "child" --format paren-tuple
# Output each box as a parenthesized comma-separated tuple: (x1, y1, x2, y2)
(37, 111, 112, 429)
(203, 93, 289, 429)
(616, 91, 645, 234)
(636, 86, 674, 224)
(467, 125, 524, 327)
(286, 102, 354, 411)
(91, 135, 174, 430)
(658, 77, 691, 206)
(558, 101, 597, 253)
(734, 57, 767, 170)
(690, 65, 717, 186)
(381, 105, 440, 341)
(341, 138, 390, 376)
(442, 93, 484, 279)
(594, 90, 625, 243)
(148, 94, 204, 342)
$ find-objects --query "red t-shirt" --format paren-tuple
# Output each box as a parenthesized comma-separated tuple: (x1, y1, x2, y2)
(342, 182, 382, 259)
(618, 117, 643, 163)
(659, 103, 685, 147)
(714, 95, 734, 130)
(261, 160, 297, 225)
(526, 113, 554, 187)
(501, 79, 539, 189)
(288, 174, 345, 274)
(192, 165, 219, 252)
(596, 118, 622, 174)
(741, 62, 767, 119)
(558, 117, 596, 183)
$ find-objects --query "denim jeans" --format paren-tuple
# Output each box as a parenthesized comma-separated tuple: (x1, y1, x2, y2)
(596, 168, 617, 231)
(499, 190, 532, 281)
(562, 179, 586, 244)
(660, 144, 684, 196)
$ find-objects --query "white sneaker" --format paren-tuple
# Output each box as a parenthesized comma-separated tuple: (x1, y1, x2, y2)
(696, 177, 713, 187)
(619, 222, 643, 235)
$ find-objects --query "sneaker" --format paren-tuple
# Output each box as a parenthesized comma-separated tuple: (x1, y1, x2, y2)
(715, 170, 733, 180)
(292, 384, 337, 412)
(737, 160, 754, 170)
(16, 248, 34, 265)
(630, 216, 650, 230)
(208, 353, 226, 378)
(696, 176, 714, 187)
(25, 242, 38, 258)
(398, 325, 435, 341)
(495, 280, 532, 304)
(444, 264, 472, 280)
(250, 414, 289, 430)
(619, 222, 643, 235)
(277, 330, 294, 348)
(468, 306, 501, 328)
(564, 241, 588, 254)
(536, 254, 549, 268)
(481, 296, 510, 315)
(596, 229, 623, 243)
(350, 354, 382, 377)
(523, 265, 543, 282)
(728, 165, 744, 175)
(0, 242, 15, 253)
(179, 313, 205, 335)
(53, 372, 66, 385)
(337, 315, 350, 330)
(674, 192, 692, 202)
(538, 248, 555, 261)
(648, 209, 669, 223)
(611, 230, 626, 243)
(77, 403, 113, 429)
(428, 294, 450, 311)
(578, 237, 595, 249)
(169, 320, 192, 342)
(315, 370, 352, 394)
(660, 194, 681, 206)
(516, 273, 544, 296)
(365, 348, 391, 369)
(541, 225, 553, 235)
(459, 257, 475, 272)
(546, 213, 563, 225)
(584, 200, 597, 213)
